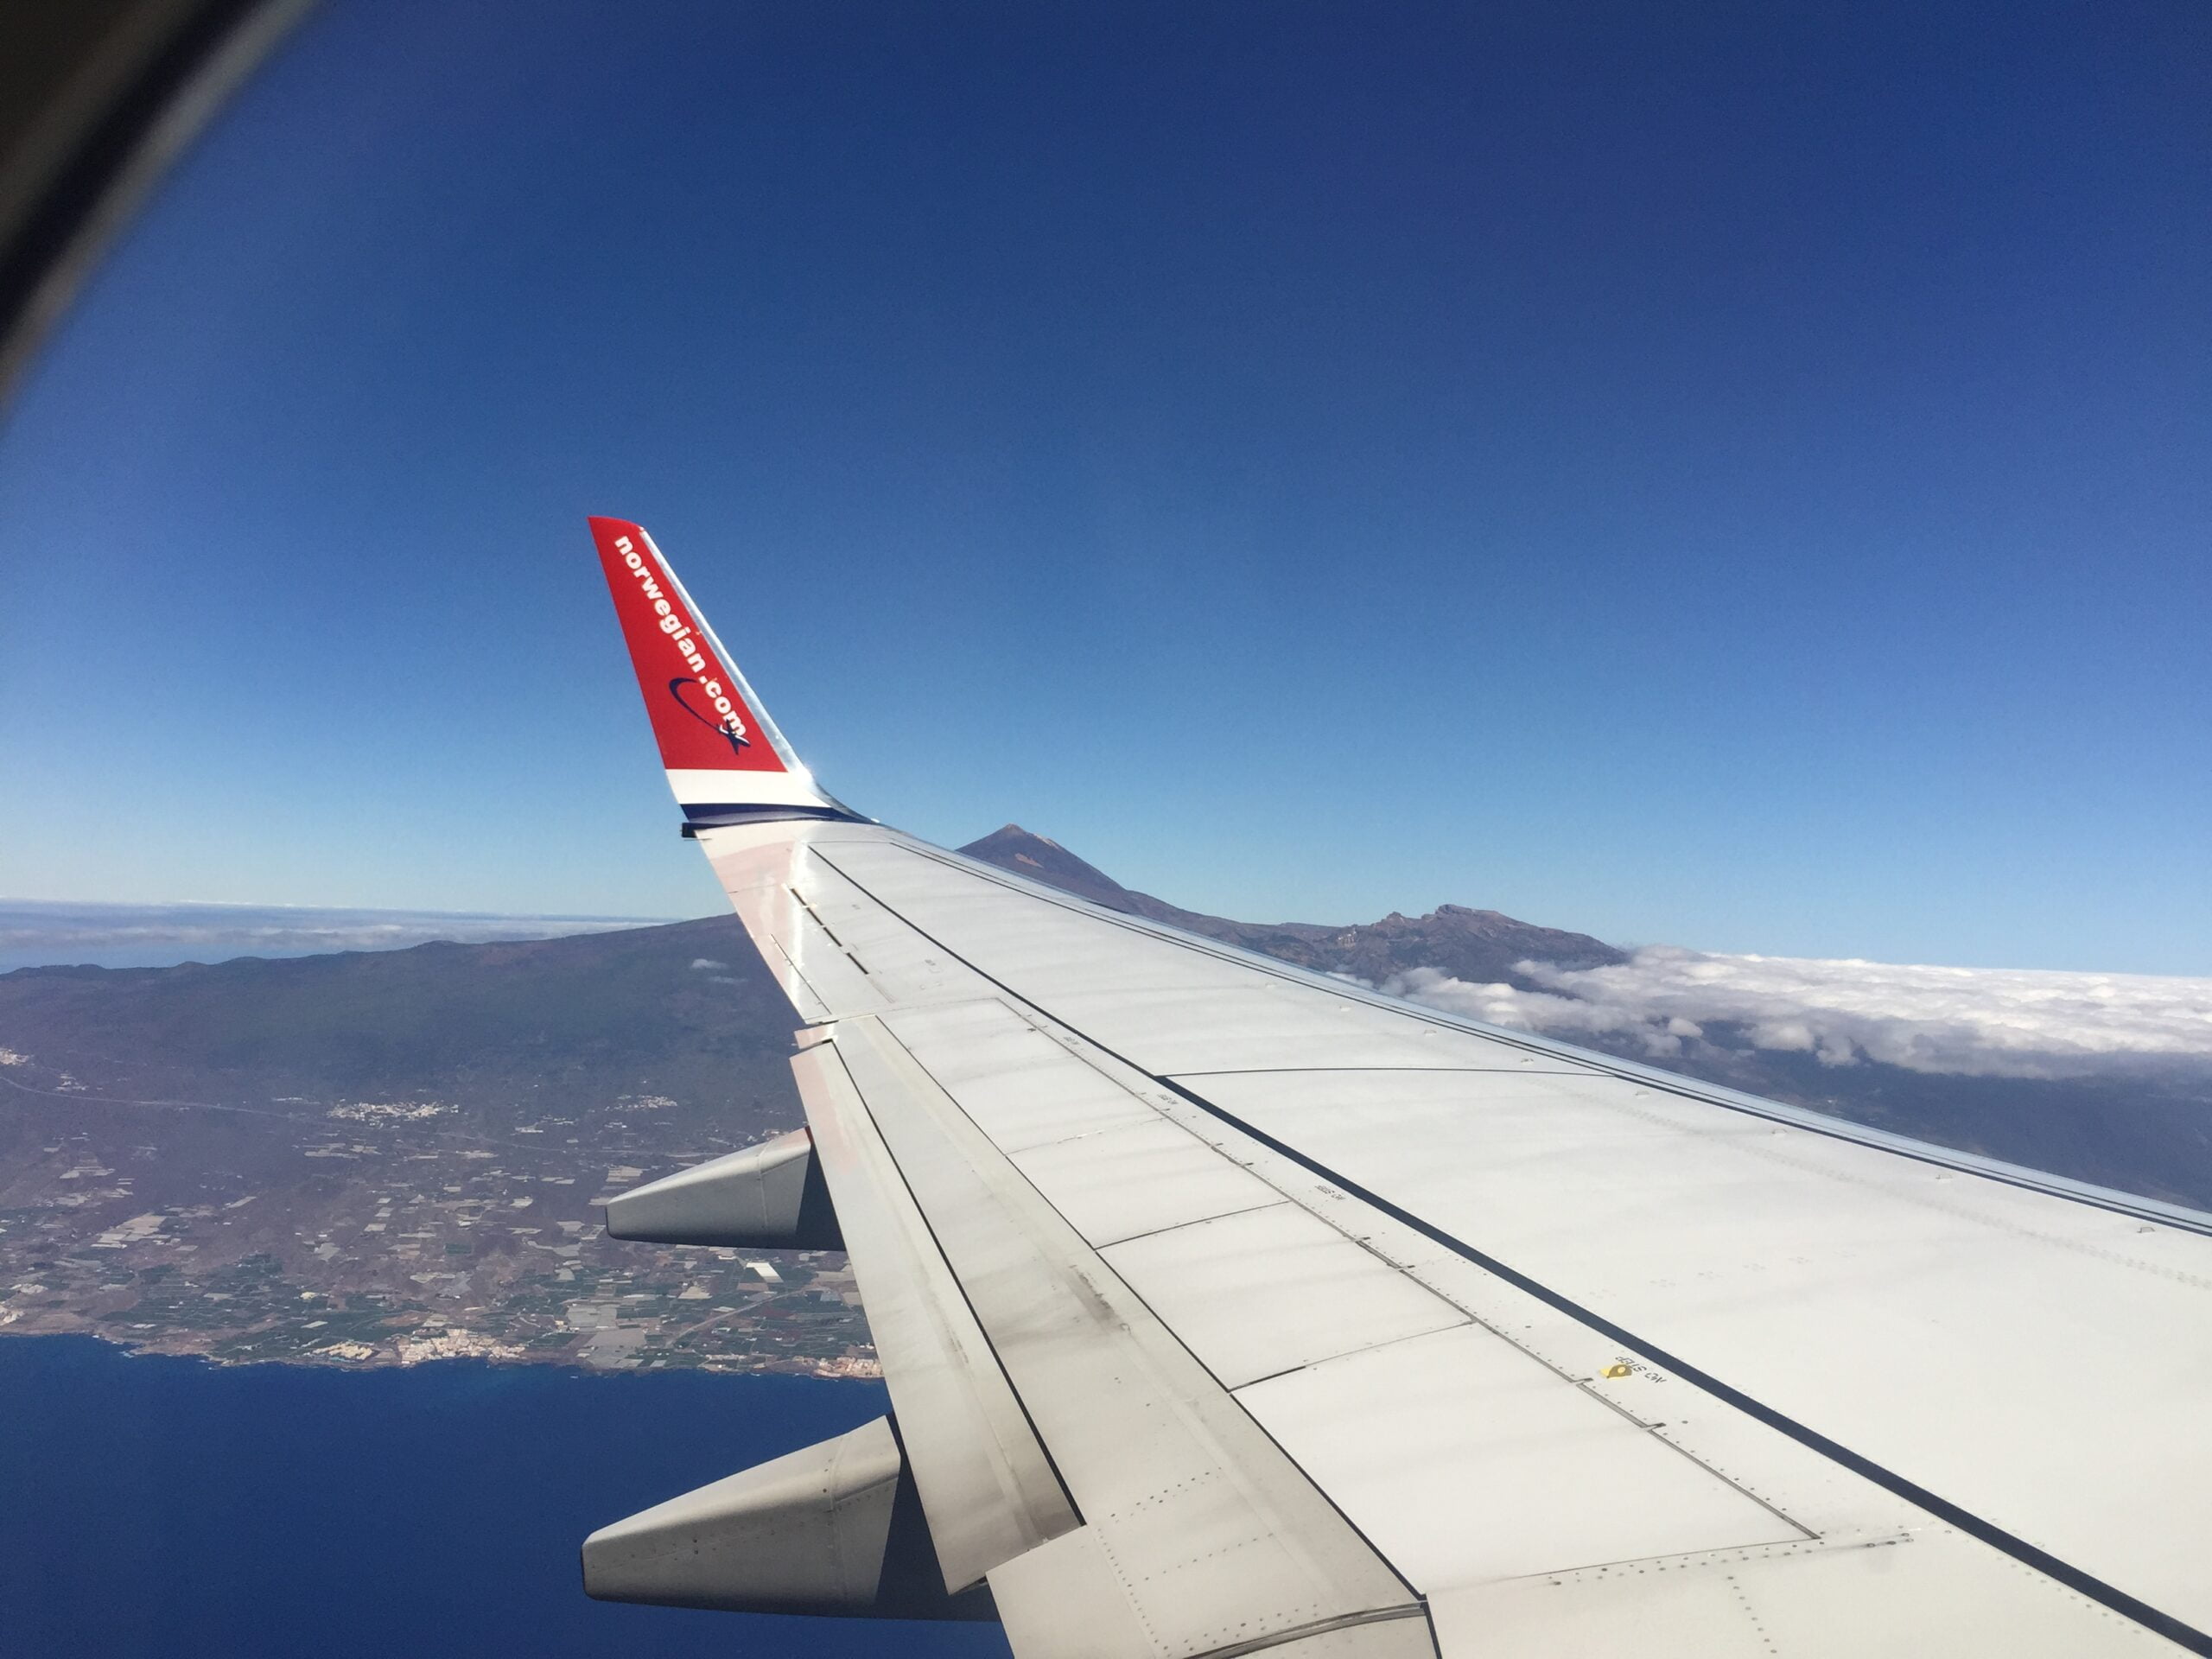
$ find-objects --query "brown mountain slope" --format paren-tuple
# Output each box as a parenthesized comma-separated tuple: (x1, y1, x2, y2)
(957, 823, 1624, 990)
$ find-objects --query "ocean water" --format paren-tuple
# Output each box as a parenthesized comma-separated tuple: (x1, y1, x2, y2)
(0, 1336, 1013, 1659)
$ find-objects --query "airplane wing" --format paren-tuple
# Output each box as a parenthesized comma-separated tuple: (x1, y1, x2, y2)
(575, 517, 2212, 1658)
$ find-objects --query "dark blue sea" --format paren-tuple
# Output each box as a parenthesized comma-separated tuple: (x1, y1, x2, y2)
(0, 1336, 1012, 1659)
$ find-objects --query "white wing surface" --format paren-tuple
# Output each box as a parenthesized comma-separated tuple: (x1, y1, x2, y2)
(580, 518, 2212, 1659)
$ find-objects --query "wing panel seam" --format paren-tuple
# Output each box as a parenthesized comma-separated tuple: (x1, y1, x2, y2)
(848, 1011, 1433, 1622)
(818, 1029, 1089, 1532)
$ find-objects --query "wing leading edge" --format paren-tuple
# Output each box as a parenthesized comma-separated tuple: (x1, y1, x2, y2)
(581, 520, 2212, 1659)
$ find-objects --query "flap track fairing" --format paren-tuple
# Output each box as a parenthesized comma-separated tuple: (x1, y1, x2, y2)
(602, 1127, 844, 1252)
(582, 1415, 996, 1621)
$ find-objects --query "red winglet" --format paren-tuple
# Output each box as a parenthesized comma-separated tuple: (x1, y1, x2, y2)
(589, 516, 789, 776)
(589, 518, 850, 824)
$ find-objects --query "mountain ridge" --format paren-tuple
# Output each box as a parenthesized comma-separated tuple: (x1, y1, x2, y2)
(955, 823, 1624, 991)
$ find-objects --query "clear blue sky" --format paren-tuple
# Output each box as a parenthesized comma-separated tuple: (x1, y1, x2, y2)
(1, 0, 2205, 973)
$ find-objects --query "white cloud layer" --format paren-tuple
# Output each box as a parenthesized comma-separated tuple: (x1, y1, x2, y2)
(1389, 948, 2212, 1079)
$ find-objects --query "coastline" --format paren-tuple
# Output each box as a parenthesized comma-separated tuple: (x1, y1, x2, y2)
(0, 1317, 882, 1378)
